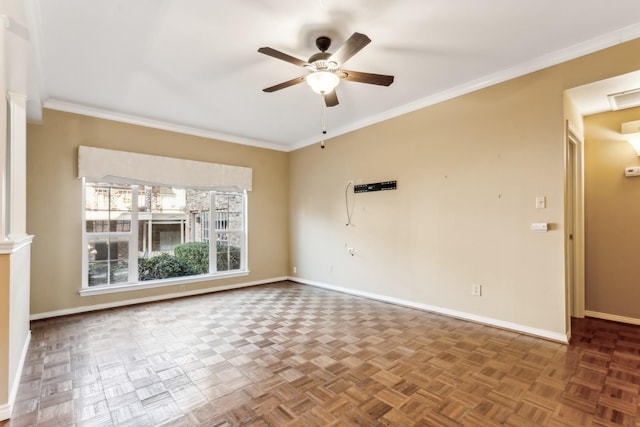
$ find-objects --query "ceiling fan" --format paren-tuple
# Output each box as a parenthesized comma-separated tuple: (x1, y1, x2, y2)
(258, 32, 394, 107)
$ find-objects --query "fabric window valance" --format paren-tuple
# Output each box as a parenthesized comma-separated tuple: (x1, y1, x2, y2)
(77, 146, 252, 191)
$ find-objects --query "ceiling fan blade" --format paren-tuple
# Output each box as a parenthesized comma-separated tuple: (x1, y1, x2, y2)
(341, 70, 394, 86)
(258, 47, 308, 67)
(324, 91, 339, 107)
(328, 32, 371, 66)
(262, 76, 306, 92)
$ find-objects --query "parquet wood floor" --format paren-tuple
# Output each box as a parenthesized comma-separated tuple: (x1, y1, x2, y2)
(2, 281, 639, 426)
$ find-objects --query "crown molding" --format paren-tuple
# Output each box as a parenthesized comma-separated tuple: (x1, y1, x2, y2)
(43, 99, 291, 152)
(40, 22, 640, 153)
(291, 22, 640, 151)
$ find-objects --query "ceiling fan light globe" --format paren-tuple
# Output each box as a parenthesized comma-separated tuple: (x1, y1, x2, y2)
(306, 71, 340, 94)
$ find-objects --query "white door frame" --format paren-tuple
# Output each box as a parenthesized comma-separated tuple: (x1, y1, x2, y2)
(565, 121, 585, 328)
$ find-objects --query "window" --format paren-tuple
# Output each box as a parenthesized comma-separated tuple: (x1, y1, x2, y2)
(85, 182, 135, 286)
(200, 211, 210, 243)
(214, 192, 244, 272)
(83, 180, 247, 290)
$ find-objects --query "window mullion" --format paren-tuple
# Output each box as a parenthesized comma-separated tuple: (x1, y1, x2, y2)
(242, 190, 248, 271)
(214, 191, 218, 274)
(81, 178, 88, 287)
(106, 187, 112, 282)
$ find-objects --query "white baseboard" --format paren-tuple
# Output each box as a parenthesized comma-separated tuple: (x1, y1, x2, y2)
(31, 274, 570, 337)
(290, 277, 568, 343)
(31, 277, 288, 320)
(0, 404, 9, 422)
(0, 331, 31, 421)
(585, 310, 640, 326)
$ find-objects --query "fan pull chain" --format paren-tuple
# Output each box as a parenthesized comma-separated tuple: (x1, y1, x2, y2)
(320, 102, 327, 149)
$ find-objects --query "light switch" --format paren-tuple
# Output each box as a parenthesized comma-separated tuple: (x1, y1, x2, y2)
(535, 196, 546, 209)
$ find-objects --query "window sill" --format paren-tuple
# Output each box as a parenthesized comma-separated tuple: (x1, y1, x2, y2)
(78, 270, 249, 297)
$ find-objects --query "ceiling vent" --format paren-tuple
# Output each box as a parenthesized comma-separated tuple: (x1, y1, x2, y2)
(608, 88, 640, 111)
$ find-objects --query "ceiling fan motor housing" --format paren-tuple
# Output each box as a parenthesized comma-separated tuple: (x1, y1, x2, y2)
(308, 52, 337, 71)
(307, 37, 339, 70)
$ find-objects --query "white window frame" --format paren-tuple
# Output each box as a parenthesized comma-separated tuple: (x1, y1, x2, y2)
(211, 191, 247, 273)
(81, 180, 248, 296)
(201, 211, 210, 243)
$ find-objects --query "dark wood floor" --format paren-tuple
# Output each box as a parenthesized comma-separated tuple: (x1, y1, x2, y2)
(2, 281, 639, 426)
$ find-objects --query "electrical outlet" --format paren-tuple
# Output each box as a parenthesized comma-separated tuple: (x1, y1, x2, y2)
(293, 266, 297, 274)
(472, 284, 482, 296)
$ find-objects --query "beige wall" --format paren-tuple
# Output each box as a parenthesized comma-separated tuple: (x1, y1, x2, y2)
(27, 109, 289, 315)
(584, 107, 640, 320)
(290, 70, 567, 334)
(289, 38, 640, 337)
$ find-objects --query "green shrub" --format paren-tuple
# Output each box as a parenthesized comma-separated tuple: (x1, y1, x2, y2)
(136, 242, 241, 281)
(88, 263, 108, 286)
(138, 253, 189, 281)
(174, 242, 209, 275)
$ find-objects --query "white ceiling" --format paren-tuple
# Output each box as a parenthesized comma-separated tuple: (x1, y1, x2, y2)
(22, 0, 640, 151)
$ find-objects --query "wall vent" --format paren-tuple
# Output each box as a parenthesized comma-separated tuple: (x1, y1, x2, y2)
(608, 88, 640, 111)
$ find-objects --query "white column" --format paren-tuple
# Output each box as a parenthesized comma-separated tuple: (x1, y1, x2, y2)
(7, 92, 27, 240)
(0, 12, 33, 421)
(0, 15, 8, 241)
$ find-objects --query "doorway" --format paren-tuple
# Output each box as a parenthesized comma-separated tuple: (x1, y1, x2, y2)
(565, 122, 585, 335)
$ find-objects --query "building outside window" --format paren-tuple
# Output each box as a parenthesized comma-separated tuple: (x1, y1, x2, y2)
(214, 193, 243, 271)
